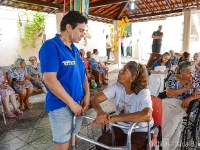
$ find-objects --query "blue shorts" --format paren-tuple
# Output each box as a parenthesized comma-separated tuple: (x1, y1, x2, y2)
(48, 106, 83, 144)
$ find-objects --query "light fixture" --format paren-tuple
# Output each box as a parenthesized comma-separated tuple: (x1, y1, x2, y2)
(130, 0, 135, 10)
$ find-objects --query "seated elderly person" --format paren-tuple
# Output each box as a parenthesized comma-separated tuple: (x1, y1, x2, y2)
(193, 53, 200, 81)
(178, 52, 190, 65)
(27, 56, 47, 94)
(0, 70, 23, 118)
(90, 61, 153, 150)
(166, 61, 200, 107)
(92, 49, 109, 80)
(80, 49, 101, 88)
(8, 58, 33, 110)
(86, 51, 108, 85)
(169, 50, 179, 66)
(150, 52, 171, 74)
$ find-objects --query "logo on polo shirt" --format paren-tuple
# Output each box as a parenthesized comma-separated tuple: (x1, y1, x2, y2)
(62, 60, 75, 66)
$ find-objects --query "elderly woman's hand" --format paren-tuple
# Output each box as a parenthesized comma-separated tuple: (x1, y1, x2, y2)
(91, 112, 110, 127)
(23, 80, 30, 85)
(185, 81, 195, 90)
(192, 90, 200, 97)
(181, 99, 192, 108)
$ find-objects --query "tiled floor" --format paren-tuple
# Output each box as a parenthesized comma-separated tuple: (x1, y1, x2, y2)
(0, 69, 119, 150)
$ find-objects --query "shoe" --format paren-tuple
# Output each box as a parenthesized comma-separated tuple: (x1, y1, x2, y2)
(14, 110, 23, 115)
(6, 113, 16, 119)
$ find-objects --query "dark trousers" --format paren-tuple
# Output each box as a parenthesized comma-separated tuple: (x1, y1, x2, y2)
(106, 48, 111, 60)
(121, 44, 124, 56)
(152, 45, 161, 53)
(96, 127, 147, 150)
(127, 46, 132, 56)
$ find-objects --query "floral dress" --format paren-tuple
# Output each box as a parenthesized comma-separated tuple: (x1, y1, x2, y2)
(166, 74, 200, 100)
(87, 58, 105, 74)
(8, 67, 33, 93)
(27, 64, 45, 88)
(0, 70, 14, 100)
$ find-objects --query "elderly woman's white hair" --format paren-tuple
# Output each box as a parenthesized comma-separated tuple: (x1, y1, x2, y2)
(28, 56, 37, 61)
(14, 58, 25, 69)
(176, 61, 194, 74)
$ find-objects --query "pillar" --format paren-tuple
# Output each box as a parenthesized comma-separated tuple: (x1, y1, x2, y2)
(56, 12, 63, 34)
(113, 20, 121, 68)
(182, 10, 192, 52)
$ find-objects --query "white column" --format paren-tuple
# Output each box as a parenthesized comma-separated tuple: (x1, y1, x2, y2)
(113, 20, 121, 68)
(56, 13, 63, 34)
(182, 10, 192, 52)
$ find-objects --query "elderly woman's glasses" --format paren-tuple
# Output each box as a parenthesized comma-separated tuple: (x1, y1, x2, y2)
(29, 59, 36, 61)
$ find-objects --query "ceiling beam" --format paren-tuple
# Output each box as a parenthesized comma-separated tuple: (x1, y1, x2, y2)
(140, 0, 153, 13)
(90, 0, 129, 8)
(134, 1, 144, 15)
(155, 0, 162, 11)
(128, 9, 183, 19)
(11, 0, 62, 8)
(115, 2, 128, 19)
(165, 0, 172, 9)
(89, 12, 114, 20)
(180, 0, 184, 7)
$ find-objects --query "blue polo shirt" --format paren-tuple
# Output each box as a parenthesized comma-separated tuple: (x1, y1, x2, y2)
(39, 34, 86, 112)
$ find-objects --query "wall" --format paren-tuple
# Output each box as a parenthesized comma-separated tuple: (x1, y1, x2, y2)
(0, 6, 109, 66)
(0, 6, 56, 66)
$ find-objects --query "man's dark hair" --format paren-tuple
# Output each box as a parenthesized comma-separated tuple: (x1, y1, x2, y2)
(106, 35, 108, 39)
(60, 11, 88, 32)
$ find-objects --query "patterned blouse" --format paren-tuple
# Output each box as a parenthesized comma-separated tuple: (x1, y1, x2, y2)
(87, 58, 105, 74)
(194, 63, 200, 81)
(166, 74, 200, 100)
(8, 67, 33, 92)
(0, 70, 14, 100)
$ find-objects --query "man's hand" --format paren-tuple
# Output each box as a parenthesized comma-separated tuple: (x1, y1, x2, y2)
(91, 112, 110, 127)
(192, 90, 200, 97)
(69, 102, 83, 116)
(80, 95, 90, 115)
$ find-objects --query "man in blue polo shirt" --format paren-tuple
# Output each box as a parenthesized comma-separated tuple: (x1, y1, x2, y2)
(39, 11, 89, 150)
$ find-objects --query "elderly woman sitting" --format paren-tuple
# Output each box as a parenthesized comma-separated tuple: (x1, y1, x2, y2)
(91, 61, 153, 150)
(0, 70, 23, 118)
(86, 51, 108, 85)
(27, 56, 47, 94)
(166, 61, 200, 107)
(150, 52, 171, 74)
(8, 58, 33, 110)
(193, 52, 200, 81)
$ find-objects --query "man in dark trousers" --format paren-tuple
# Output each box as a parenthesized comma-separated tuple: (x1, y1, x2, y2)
(152, 25, 163, 53)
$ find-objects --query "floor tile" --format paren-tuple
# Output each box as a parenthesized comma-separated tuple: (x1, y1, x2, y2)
(0, 137, 26, 150)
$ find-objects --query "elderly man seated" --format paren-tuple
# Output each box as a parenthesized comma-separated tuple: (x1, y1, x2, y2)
(90, 61, 153, 150)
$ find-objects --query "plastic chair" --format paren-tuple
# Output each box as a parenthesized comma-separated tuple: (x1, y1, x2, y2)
(144, 95, 163, 150)
(0, 98, 6, 125)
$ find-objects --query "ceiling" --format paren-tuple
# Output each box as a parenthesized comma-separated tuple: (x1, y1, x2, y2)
(1, 0, 200, 23)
